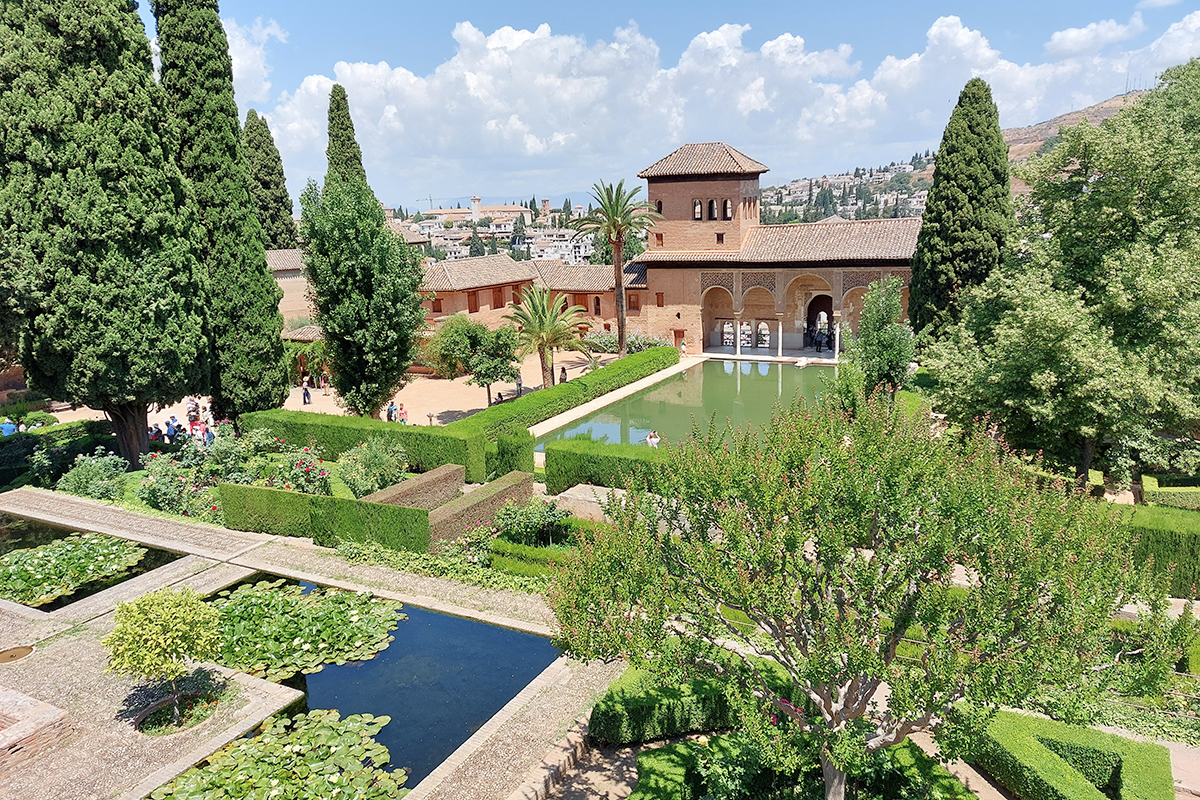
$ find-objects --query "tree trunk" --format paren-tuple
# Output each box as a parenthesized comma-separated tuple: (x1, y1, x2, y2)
(1078, 436, 1097, 483)
(104, 401, 149, 471)
(613, 234, 627, 358)
(821, 747, 847, 800)
(540, 347, 554, 388)
(485, 383, 492, 406)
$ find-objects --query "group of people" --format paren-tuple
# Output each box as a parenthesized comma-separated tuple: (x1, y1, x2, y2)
(299, 373, 329, 405)
(0, 417, 48, 436)
(385, 400, 408, 423)
(149, 397, 215, 446)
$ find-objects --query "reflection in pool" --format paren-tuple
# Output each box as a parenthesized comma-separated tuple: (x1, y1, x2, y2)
(536, 359, 834, 450)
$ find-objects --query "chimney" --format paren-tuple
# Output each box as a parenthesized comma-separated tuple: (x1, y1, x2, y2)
(471, 196, 482, 223)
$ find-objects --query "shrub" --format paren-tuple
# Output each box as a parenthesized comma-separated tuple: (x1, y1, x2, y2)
(452, 346, 680, 440)
(239, 409, 487, 481)
(55, 447, 128, 501)
(136, 452, 224, 524)
(970, 710, 1173, 800)
(543, 436, 665, 495)
(589, 668, 739, 745)
(494, 497, 570, 545)
(488, 429, 535, 476)
(488, 538, 574, 578)
(338, 437, 408, 499)
(1141, 475, 1200, 512)
(267, 450, 332, 495)
(1120, 504, 1200, 599)
(19, 410, 58, 427)
(428, 470, 532, 542)
(218, 483, 431, 552)
(582, 331, 672, 354)
(423, 313, 488, 378)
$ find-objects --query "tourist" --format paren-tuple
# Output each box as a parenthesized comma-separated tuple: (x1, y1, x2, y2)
(301, 374, 312, 405)
(680, 339, 687, 357)
(321, 373, 329, 396)
(398, 403, 408, 424)
(164, 418, 176, 444)
(17, 421, 26, 433)
(647, 430, 660, 449)
(560, 366, 568, 384)
(0, 418, 14, 437)
(150, 424, 162, 443)
(495, 392, 504, 405)
(386, 400, 397, 422)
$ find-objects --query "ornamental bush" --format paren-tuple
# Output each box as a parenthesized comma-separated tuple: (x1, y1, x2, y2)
(268, 450, 332, 495)
(493, 497, 570, 546)
(137, 452, 224, 524)
(338, 437, 408, 499)
(55, 447, 128, 501)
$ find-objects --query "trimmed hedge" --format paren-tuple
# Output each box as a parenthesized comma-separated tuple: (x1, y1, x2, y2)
(971, 711, 1173, 800)
(1120, 504, 1200, 599)
(363, 463, 464, 510)
(219, 483, 430, 552)
(451, 347, 680, 440)
(489, 538, 573, 578)
(589, 669, 739, 745)
(239, 410, 487, 482)
(1141, 475, 1200, 512)
(428, 470, 532, 542)
(486, 429, 535, 477)
(544, 437, 665, 495)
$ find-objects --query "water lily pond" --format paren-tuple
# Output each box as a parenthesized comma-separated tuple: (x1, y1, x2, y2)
(265, 580, 560, 785)
(0, 513, 181, 611)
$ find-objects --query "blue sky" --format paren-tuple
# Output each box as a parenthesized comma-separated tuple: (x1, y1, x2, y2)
(136, 0, 1200, 211)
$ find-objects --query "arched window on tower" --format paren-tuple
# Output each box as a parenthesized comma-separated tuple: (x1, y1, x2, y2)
(708, 199, 718, 220)
(656, 200, 663, 214)
(693, 200, 703, 220)
(723, 199, 733, 220)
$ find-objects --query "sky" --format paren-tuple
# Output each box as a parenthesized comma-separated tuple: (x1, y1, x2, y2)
(136, 0, 1200, 211)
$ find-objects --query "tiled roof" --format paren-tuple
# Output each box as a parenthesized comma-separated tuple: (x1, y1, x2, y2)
(633, 218, 921, 265)
(638, 143, 769, 179)
(388, 222, 430, 245)
(265, 249, 304, 274)
(531, 260, 647, 291)
(282, 325, 322, 342)
(420, 253, 541, 293)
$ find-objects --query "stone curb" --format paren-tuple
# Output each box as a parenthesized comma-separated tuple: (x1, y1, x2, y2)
(404, 656, 572, 800)
(502, 718, 590, 800)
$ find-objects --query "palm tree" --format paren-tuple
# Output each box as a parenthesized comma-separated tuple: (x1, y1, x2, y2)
(569, 180, 661, 357)
(505, 284, 590, 389)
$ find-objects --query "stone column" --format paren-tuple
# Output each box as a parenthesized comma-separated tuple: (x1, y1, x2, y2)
(833, 310, 842, 359)
(776, 316, 784, 358)
(735, 314, 742, 356)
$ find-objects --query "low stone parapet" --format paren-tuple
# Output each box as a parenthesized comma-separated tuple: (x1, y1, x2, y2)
(364, 463, 465, 510)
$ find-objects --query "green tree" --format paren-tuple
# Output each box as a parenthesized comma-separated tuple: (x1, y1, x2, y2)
(845, 275, 915, 401)
(103, 587, 220, 721)
(242, 109, 296, 250)
(504, 285, 589, 388)
(569, 180, 661, 357)
(511, 212, 526, 245)
(467, 326, 520, 406)
(588, 231, 644, 266)
(423, 314, 487, 378)
(155, 0, 289, 422)
(909, 78, 1012, 339)
(927, 61, 1200, 479)
(0, 0, 207, 468)
(550, 393, 1133, 800)
(467, 229, 486, 257)
(325, 84, 367, 186)
(300, 178, 425, 417)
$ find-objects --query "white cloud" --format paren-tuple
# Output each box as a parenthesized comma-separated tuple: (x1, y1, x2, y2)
(264, 13, 1200, 204)
(1137, 0, 1181, 9)
(223, 17, 288, 105)
(1045, 13, 1145, 58)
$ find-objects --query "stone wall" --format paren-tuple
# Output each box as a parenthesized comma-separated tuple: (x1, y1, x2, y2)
(363, 463, 464, 510)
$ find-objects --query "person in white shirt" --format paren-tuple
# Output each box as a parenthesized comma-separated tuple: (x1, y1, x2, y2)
(647, 430, 660, 448)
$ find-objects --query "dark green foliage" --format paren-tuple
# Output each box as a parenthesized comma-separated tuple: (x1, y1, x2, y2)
(424, 315, 489, 378)
(1120, 503, 1200, 599)
(0, 419, 114, 488)
(970, 710, 1174, 800)
(493, 497, 570, 546)
(324, 84, 366, 185)
(1141, 475, 1200, 511)
(0, 0, 209, 467)
(154, 0, 289, 422)
(488, 429, 535, 476)
(218, 483, 431, 552)
(300, 176, 425, 417)
(589, 668, 738, 745)
(909, 78, 1012, 337)
(242, 110, 296, 250)
(543, 437, 664, 495)
(489, 537, 572, 572)
(456, 347, 679, 440)
(55, 447, 129, 501)
(467, 230, 485, 257)
(846, 275, 914, 399)
(238, 409, 487, 481)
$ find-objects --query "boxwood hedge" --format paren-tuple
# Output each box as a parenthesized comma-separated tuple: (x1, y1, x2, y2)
(1141, 475, 1200, 512)
(219, 483, 430, 552)
(1120, 504, 1200, 599)
(970, 710, 1173, 800)
(543, 437, 665, 495)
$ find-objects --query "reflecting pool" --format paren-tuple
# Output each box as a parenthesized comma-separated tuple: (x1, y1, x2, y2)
(285, 594, 559, 785)
(536, 359, 835, 449)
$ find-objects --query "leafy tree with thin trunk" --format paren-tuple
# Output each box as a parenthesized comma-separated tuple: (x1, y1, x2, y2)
(569, 180, 660, 357)
(550, 392, 1134, 800)
(909, 78, 1012, 340)
(154, 0, 289, 423)
(242, 109, 296, 250)
(467, 326, 520, 406)
(103, 587, 220, 722)
(504, 285, 589, 388)
(300, 177, 425, 418)
(0, 0, 208, 468)
(326, 84, 367, 186)
(845, 275, 914, 401)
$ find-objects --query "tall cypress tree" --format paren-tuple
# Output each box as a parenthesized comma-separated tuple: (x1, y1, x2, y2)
(154, 0, 289, 421)
(0, 0, 207, 467)
(243, 109, 296, 250)
(325, 84, 367, 185)
(909, 78, 1012, 338)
